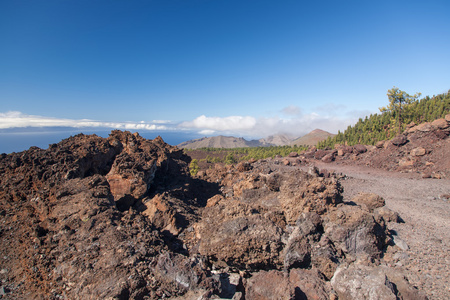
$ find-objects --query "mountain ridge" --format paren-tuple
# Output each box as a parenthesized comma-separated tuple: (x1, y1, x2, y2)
(178, 130, 334, 149)
(291, 129, 336, 147)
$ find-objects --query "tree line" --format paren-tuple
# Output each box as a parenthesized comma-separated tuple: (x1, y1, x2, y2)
(318, 89, 450, 149)
(186, 145, 308, 163)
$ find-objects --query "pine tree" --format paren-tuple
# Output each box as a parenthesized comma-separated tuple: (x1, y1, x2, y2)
(380, 87, 421, 134)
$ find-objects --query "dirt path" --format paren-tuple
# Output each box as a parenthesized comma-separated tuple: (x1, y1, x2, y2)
(308, 162, 450, 299)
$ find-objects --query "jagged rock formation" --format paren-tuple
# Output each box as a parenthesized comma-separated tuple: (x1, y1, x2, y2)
(0, 131, 212, 299)
(0, 130, 426, 299)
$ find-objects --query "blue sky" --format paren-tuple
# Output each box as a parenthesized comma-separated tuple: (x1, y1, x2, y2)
(1, 0, 449, 142)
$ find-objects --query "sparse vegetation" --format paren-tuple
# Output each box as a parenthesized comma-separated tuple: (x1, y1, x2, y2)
(184, 145, 309, 164)
(224, 153, 237, 165)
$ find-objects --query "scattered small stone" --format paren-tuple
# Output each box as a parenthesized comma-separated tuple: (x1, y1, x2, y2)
(433, 173, 442, 179)
(410, 147, 426, 156)
(439, 194, 450, 201)
(0, 286, 9, 296)
(393, 236, 409, 251)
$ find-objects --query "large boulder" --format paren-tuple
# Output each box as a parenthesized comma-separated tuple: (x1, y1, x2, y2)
(431, 118, 449, 129)
(197, 167, 343, 271)
(351, 193, 385, 212)
(415, 123, 433, 132)
(445, 113, 450, 122)
(283, 212, 322, 269)
(322, 153, 335, 163)
(353, 144, 367, 154)
(376, 140, 386, 148)
(410, 147, 426, 157)
(335, 144, 354, 156)
(152, 252, 220, 295)
(322, 204, 387, 259)
(143, 194, 182, 235)
(289, 268, 331, 300)
(106, 131, 186, 211)
(391, 135, 408, 146)
(331, 264, 428, 300)
(198, 200, 284, 270)
(245, 270, 294, 300)
(280, 172, 343, 222)
(314, 149, 329, 160)
(245, 269, 330, 300)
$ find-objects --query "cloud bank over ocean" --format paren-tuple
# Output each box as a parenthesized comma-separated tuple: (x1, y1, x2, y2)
(0, 109, 366, 139)
(0, 111, 171, 131)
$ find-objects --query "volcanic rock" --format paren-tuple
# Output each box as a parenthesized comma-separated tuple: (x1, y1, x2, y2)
(0, 130, 427, 299)
(314, 149, 329, 160)
(288, 151, 299, 157)
(245, 270, 294, 299)
(0, 131, 212, 299)
(353, 144, 367, 154)
(410, 147, 426, 157)
(321, 152, 335, 163)
(336, 144, 353, 155)
(415, 123, 433, 132)
(445, 113, 450, 122)
(431, 118, 449, 129)
(322, 203, 387, 259)
(391, 134, 408, 146)
(374, 206, 401, 223)
(245, 268, 330, 300)
(376, 140, 386, 148)
(331, 264, 427, 300)
(198, 200, 285, 270)
(351, 192, 386, 212)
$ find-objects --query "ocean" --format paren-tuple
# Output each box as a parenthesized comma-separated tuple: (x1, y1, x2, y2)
(0, 128, 203, 154)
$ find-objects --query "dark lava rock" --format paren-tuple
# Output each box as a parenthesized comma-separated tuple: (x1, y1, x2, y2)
(0, 130, 425, 299)
(391, 134, 409, 146)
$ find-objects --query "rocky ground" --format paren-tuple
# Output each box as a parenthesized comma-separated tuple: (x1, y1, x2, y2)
(0, 116, 448, 299)
(304, 162, 450, 300)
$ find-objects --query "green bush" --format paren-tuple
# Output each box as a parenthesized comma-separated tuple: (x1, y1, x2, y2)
(189, 159, 200, 176)
(224, 153, 237, 165)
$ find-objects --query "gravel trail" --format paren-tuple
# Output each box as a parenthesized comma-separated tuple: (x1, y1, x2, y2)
(310, 162, 450, 299)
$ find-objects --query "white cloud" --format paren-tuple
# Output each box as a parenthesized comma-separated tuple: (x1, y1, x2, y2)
(180, 115, 257, 132)
(0, 111, 171, 131)
(199, 129, 216, 135)
(1, 110, 360, 139)
(179, 113, 358, 138)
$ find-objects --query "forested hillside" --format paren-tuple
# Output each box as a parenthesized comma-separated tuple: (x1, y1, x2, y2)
(318, 89, 450, 148)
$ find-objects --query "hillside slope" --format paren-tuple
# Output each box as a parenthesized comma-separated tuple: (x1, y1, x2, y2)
(258, 134, 294, 146)
(291, 129, 336, 146)
(177, 135, 259, 149)
(319, 90, 450, 148)
(178, 134, 295, 149)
